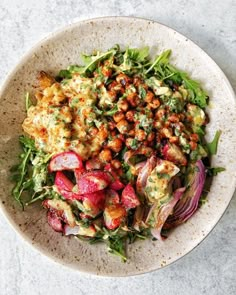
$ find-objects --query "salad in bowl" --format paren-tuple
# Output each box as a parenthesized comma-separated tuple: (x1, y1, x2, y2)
(11, 45, 223, 261)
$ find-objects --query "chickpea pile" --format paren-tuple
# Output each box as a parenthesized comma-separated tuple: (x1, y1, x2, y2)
(91, 61, 203, 170)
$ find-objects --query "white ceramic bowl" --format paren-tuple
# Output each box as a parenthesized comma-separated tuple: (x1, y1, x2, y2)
(0, 17, 236, 276)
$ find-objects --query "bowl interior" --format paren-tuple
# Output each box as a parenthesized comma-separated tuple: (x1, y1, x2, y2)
(0, 17, 236, 276)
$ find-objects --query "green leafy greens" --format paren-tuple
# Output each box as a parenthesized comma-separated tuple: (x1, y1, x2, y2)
(207, 130, 222, 155)
(11, 135, 53, 208)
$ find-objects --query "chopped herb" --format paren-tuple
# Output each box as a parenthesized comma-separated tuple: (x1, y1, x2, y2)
(139, 86, 147, 100)
(130, 138, 139, 150)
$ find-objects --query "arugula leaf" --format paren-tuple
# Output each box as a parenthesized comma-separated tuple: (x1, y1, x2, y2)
(108, 235, 127, 262)
(57, 69, 72, 79)
(207, 167, 225, 176)
(144, 49, 208, 108)
(166, 65, 208, 108)
(125, 47, 149, 63)
(68, 65, 84, 73)
(19, 135, 36, 151)
(206, 130, 221, 155)
(11, 136, 53, 207)
(145, 49, 171, 74)
(12, 148, 32, 207)
(82, 49, 115, 74)
(81, 54, 93, 65)
(26, 187, 56, 205)
(25, 92, 32, 111)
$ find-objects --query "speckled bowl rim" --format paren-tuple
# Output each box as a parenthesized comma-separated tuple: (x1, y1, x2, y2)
(0, 16, 236, 277)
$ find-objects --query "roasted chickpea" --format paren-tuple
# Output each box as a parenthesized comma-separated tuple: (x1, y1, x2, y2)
(155, 108, 166, 120)
(135, 129, 147, 141)
(153, 121, 162, 129)
(139, 146, 154, 156)
(96, 126, 108, 140)
(110, 130, 117, 137)
(108, 121, 116, 131)
(107, 90, 117, 100)
(125, 110, 135, 122)
(108, 138, 123, 153)
(168, 114, 180, 123)
(174, 122, 185, 133)
(145, 109, 154, 118)
(116, 119, 130, 134)
(82, 107, 93, 117)
(169, 136, 179, 144)
(125, 138, 136, 149)
(189, 141, 197, 150)
(164, 121, 171, 128)
(111, 159, 122, 169)
(99, 148, 112, 162)
(101, 66, 112, 77)
(179, 113, 185, 121)
(118, 99, 129, 112)
(116, 73, 131, 86)
(90, 127, 99, 137)
(147, 132, 155, 142)
(190, 133, 199, 142)
(144, 91, 154, 103)
(161, 127, 173, 138)
(127, 93, 140, 107)
(149, 99, 160, 109)
(128, 129, 135, 137)
(108, 81, 124, 94)
(113, 111, 125, 123)
(142, 140, 149, 146)
(116, 133, 125, 142)
(133, 77, 142, 87)
(108, 80, 118, 91)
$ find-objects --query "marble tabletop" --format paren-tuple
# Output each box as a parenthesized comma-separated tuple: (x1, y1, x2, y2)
(0, 0, 235, 294)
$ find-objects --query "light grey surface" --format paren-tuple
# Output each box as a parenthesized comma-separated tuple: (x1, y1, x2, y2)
(0, 0, 235, 294)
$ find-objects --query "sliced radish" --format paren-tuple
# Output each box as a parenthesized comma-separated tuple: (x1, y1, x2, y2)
(105, 189, 120, 206)
(54, 171, 82, 200)
(76, 170, 112, 194)
(47, 210, 63, 232)
(85, 157, 103, 170)
(43, 199, 76, 227)
(162, 143, 187, 166)
(49, 151, 84, 172)
(121, 183, 140, 209)
(83, 190, 106, 210)
(104, 204, 126, 230)
(104, 164, 125, 190)
(64, 224, 96, 237)
(55, 171, 74, 191)
(74, 168, 86, 182)
(110, 179, 125, 191)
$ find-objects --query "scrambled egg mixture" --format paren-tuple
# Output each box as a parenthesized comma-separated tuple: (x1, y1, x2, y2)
(22, 72, 109, 160)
